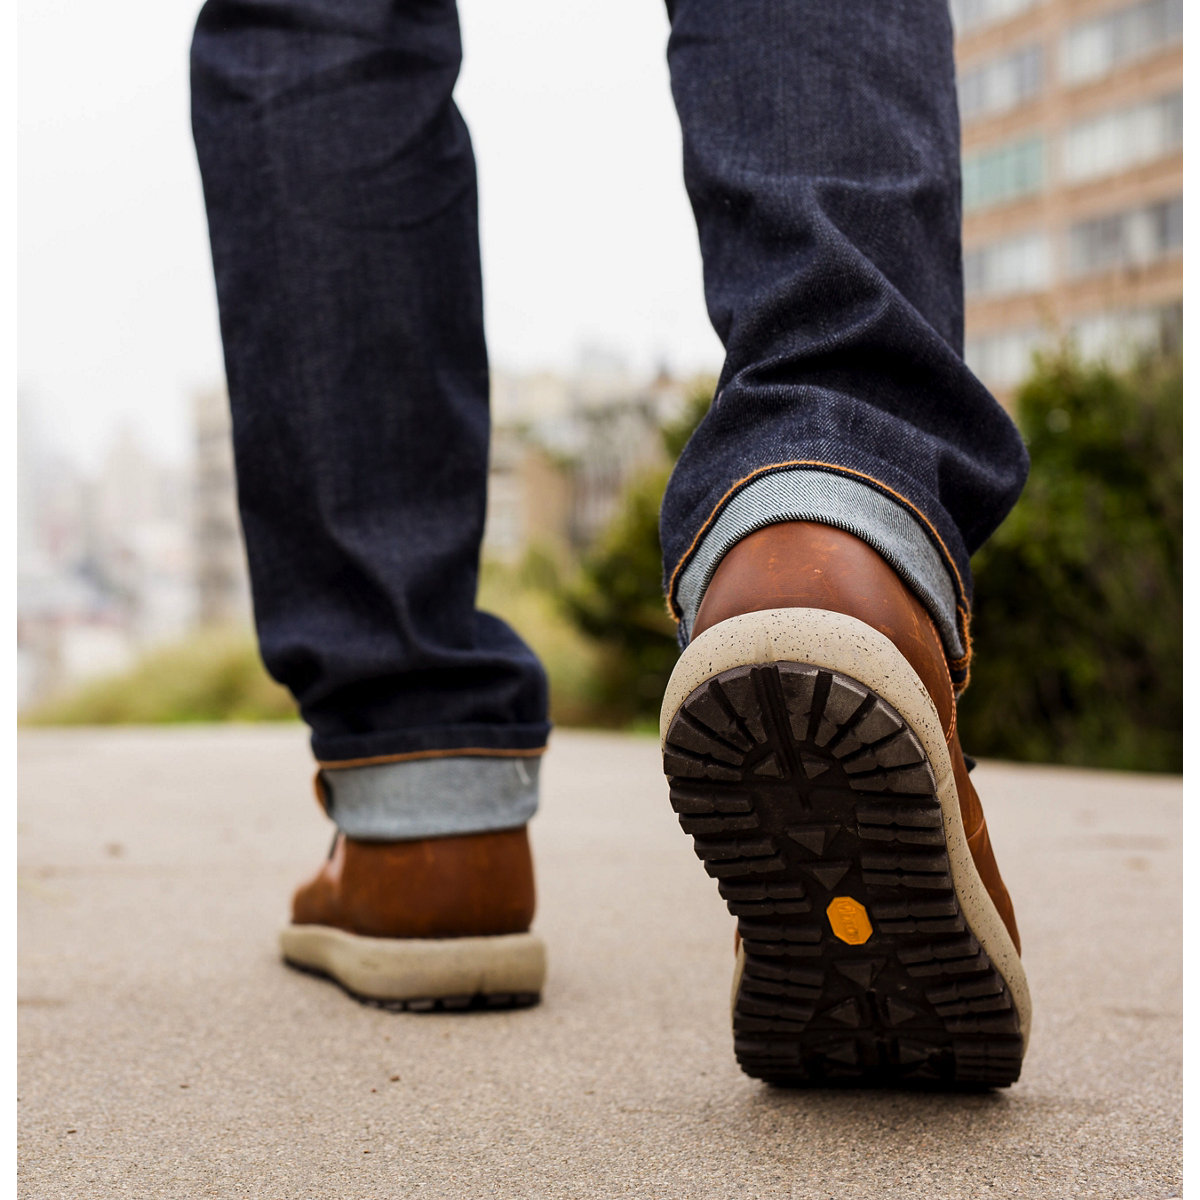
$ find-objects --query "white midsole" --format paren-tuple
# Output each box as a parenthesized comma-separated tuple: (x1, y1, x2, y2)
(661, 607, 1032, 1046)
(280, 925, 547, 1001)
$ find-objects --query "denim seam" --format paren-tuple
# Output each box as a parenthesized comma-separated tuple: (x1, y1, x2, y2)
(319, 745, 547, 770)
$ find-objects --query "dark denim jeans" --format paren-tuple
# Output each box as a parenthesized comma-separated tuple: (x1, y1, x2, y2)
(191, 0, 1027, 838)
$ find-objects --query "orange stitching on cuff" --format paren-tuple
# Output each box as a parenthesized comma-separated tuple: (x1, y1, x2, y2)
(319, 745, 548, 771)
(312, 770, 330, 815)
(950, 604, 973, 695)
(949, 603, 972, 667)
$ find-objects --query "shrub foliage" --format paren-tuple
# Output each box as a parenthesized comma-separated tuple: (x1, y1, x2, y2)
(960, 351, 1182, 772)
(27, 356, 1181, 775)
(560, 389, 709, 728)
(23, 627, 297, 725)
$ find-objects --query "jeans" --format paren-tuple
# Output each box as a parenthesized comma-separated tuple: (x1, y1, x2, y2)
(190, 0, 1028, 839)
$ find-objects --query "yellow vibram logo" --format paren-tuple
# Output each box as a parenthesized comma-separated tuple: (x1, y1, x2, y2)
(826, 896, 873, 945)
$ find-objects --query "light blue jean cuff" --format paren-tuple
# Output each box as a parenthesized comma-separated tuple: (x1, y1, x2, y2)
(673, 469, 965, 662)
(320, 755, 540, 840)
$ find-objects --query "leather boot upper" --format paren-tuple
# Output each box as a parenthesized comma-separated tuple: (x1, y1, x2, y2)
(691, 521, 1020, 953)
(291, 826, 537, 939)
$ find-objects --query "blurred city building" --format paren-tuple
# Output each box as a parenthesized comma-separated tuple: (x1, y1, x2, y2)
(484, 429, 574, 566)
(193, 388, 252, 626)
(953, 0, 1182, 396)
(484, 360, 691, 563)
(19, 363, 695, 707)
(17, 399, 196, 706)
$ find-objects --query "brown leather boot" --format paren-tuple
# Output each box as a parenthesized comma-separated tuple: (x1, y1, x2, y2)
(279, 826, 546, 1010)
(660, 522, 1030, 1086)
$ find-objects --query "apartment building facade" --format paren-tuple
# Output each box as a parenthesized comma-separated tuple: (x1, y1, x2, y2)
(953, 0, 1182, 396)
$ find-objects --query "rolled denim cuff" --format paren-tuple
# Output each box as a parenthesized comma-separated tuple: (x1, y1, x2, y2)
(673, 469, 965, 662)
(319, 754, 541, 840)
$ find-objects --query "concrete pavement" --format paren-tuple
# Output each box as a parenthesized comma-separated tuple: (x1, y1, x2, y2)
(18, 727, 1182, 1199)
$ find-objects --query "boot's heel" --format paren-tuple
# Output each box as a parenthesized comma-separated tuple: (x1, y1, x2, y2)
(660, 609, 1030, 1087)
(280, 926, 546, 1012)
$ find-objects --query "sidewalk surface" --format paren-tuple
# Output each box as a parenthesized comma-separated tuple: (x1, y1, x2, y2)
(19, 727, 1181, 1199)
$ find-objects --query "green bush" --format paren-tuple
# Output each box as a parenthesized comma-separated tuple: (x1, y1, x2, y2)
(560, 466, 680, 729)
(29, 357, 1179, 774)
(960, 351, 1182, 773)
(22, 627, 297, 725)
(25, 556, 610, 730)
(559, 352, 1182, 771)
(477, 553, 610, 728)
(561, 388, 711, 729)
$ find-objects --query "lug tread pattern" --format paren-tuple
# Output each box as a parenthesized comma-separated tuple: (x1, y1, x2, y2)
(664, 662, 1022, 1088)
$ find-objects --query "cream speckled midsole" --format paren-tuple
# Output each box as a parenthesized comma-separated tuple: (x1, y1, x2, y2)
(280, 925, 547, 1001)
(660, 607, 1032, 1046)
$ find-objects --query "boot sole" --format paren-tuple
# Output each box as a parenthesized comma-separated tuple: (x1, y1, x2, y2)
(660, 608, 1030, 1088)
(279, 926, 546, 1011)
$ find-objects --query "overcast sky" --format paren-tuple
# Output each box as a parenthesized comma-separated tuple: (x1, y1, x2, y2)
(18, 0, 723, 469)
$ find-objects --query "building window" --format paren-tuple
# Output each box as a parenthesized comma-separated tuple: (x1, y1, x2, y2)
(958, 45, 1044, 121)
(964, 230, 1053, 297)
(951, 0, 1041, 36)
(1061, 92, 1182, 183)
(1070, 304, 1182, 363)
(964, 327, 1047, 390)
(962, 136, 1045, 211)
(1067, 196, 1183, 276)
(965, 306, 1179, 390)
(1061, 0, 1182, 85)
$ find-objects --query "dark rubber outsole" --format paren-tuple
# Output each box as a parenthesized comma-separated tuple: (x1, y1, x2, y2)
(284, 960, 541, 1013)
(663, 660, 1023, 1089)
